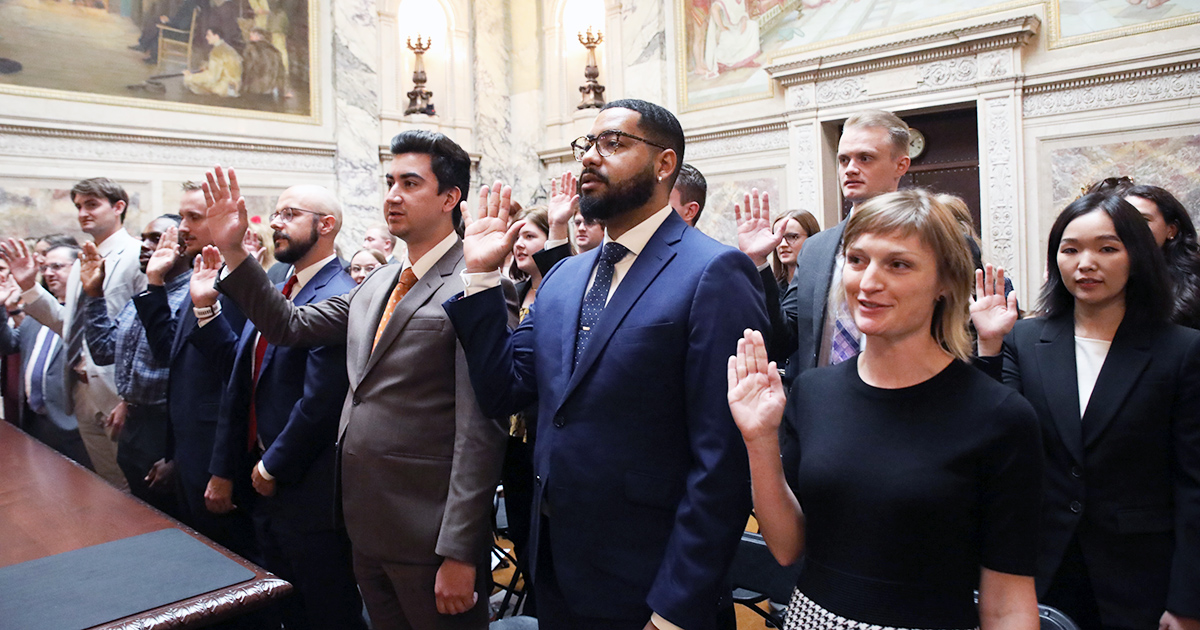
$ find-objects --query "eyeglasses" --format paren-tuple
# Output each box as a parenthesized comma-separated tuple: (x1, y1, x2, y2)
(1080, 176, 1134, 196)
(571, 130, 670, 162)
(269, 207, 325, 223)
(780, 233, 805, 245)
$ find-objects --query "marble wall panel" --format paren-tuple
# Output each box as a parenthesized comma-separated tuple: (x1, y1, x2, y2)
(696, 174, 781, 248)
(1049, 133, 1200, 217)
(332, 0, 384, 254)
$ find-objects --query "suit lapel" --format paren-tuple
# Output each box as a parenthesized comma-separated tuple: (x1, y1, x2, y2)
(1080, 317, 1155, 449)
(559, 218, 681, 405)
(362, 242, 459, 376)
(812, 221, 846, 343)
(351, 265, 399, 384)
(1034, 316, 1084, 464)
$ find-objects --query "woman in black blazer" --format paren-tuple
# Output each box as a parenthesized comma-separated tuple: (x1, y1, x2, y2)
(972, 193, 1200, 630)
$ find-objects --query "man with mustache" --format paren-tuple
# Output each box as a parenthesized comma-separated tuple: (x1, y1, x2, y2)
(196, 185, 366, 630)
(444, 99, 768, 630)
(133, 182, 258, 562)
(77, 213, 189, 517)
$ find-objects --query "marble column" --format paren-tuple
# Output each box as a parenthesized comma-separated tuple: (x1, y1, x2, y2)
(472, 0, 513, 198)
(331, 0, 383, 252)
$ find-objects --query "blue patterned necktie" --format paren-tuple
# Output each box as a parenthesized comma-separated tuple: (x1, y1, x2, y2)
(574, 242, 629, 367)
(830, 302, 861, 365)
(27, 330, 56, 415)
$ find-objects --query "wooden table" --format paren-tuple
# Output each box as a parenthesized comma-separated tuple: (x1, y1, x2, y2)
(0, 421, 291, 629)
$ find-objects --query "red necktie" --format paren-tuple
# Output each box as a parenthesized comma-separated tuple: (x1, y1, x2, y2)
(248, 275, 298, 451)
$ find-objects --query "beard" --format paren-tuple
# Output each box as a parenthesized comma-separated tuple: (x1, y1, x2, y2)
(579, 162, 657, 222)
(273, 221, 320, 264)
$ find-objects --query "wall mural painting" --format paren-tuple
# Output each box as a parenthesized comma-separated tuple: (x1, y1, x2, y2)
(1049, 133, 1200, 221)
(696, 175, 781, 248)
(0, 0, 312, 117)
(0, 184, 149, 242)
(679, 0, 1200, 110)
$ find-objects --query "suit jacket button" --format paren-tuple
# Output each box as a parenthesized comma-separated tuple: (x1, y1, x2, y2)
(1070, 466, 1083, 479)
(352, 397, 362, 406)
(553, 415, 565, 427)
(1069, 500, 1082, 514)
(535, 475, 542, 485)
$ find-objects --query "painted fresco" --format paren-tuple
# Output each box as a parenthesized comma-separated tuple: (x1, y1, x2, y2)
(0, 0, 312, 117)
(679, 0, 1200, 110)
(1049, 133, 1200, 217)
(0, 185, 149, 242)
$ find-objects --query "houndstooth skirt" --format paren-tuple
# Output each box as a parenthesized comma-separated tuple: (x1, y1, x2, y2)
(783, 589, 977, 630)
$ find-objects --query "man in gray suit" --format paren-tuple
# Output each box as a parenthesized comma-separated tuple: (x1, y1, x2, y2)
(737, 109, 910, 370)
(1, 178, 148, 489)
(0, 244, 90, 465)
(201, 130, 512, 630)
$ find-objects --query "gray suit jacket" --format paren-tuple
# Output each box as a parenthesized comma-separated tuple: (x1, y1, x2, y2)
(22, 229, 146, 413)
(0, 313, 77, 432)
(769, 219, 846, 370)
(218, 239, 512, 566)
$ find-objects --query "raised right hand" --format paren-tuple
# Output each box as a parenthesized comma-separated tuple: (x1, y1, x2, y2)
(204, 475, 236, 514)
(145, 227, 181, 286)
(202, 165, 250, 269)
(190, 246, 223, 308)
(0, 238, 40, 292)
(735, 189, 782, 267)
(0, 276, 21, 310)
(728, 329, 787, 445)
(79, 242, 106, 298)
(546, 171, 579, 241)
(969, 264, 1018, 357)
(461, 181, 523, 274)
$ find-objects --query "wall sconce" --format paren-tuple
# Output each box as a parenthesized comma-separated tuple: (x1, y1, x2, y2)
(577, 26, 605, 110)
(405, 34, 435, 116)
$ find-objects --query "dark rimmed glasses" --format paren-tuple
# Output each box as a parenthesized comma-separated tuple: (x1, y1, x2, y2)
(571, 130, 670, 162)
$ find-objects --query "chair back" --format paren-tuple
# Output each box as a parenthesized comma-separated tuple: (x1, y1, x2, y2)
(728, 532, 800, 603)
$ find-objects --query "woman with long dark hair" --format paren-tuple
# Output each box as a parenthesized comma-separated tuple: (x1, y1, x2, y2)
(972, 193, 1200, 629)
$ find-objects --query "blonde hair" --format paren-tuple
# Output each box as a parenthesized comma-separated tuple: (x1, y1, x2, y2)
(841, 189, 975, 361)
(844, 110, 910, 158)
(935, 193, 981, 251)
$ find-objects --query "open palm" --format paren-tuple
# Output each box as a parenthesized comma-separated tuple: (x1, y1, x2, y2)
(190, 246, 222, 307)
(727, 329, 787, 443)
(735, 189, 782, 266)
(461, 181, 522, 273)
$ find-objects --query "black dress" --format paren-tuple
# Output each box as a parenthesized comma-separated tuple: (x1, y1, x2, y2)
(784, 359, 1042, 629)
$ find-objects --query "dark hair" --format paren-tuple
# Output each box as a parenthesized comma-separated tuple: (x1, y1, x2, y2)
(601, 99, 685, 187)
(45, 244, 80, 261)
(157, 213, 183, 225)
(37, 233, 80, 250)
(1039, 193, 1171, 322)
(70, 178, 129, 222)
(1124, 185, 1200, 328)
(389, 130, 472, 234)
(673, 163, 707, 224)
(508, 206, 549, 282)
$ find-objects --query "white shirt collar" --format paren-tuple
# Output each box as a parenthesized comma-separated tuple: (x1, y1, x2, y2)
(602, 206, 673, 257)
(95, 227, 135, 257)
(406, 231, 458, 280)
(287, 253, 338, 297)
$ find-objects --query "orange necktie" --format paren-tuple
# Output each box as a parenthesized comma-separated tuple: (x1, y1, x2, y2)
(373, 267, 419, 350)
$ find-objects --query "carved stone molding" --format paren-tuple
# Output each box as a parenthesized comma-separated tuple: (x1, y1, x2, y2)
(983, 96, 1018, 271)
(0, 124, 335, 172)
(916, 57, 979, 89)
(686, 123, 789, 160)
(816, 77, 867, 105)
(792, 123, 818, 212)
(769, 15, 1039, 86)
(785, 84, 814, 111)
(1023, 60, 1200, 117)
(979, 50, 1013, 79)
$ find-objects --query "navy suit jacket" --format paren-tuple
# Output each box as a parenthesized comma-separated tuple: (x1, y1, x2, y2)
(196, 258, 355, 532)
(134, 285, 247, 514)
(978, 315, 1200, 626)
(445, 211, 767, 630)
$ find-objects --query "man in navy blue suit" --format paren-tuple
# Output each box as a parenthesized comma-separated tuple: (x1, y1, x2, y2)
(196, 185, 366, 630)
(133, 184, 257, 562)
(444, 99, 768, 630)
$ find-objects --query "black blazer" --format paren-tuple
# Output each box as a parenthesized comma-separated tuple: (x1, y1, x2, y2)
(764, 219, 846, 368)
(978, 314, 1200, 626)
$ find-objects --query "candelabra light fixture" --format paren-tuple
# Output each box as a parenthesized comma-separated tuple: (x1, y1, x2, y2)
(405, 34, 436, 116)
(576, 26, 605, 110)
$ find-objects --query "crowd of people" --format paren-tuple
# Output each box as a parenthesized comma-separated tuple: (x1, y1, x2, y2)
(1, 99, 1197, 630)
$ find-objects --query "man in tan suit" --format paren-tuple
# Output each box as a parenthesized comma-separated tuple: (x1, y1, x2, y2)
(200, 130, 511, 630)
